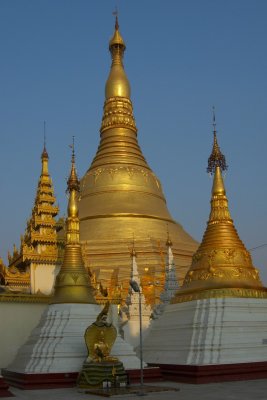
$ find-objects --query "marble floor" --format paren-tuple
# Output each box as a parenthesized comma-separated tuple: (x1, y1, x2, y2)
(2, 379, 267, 400)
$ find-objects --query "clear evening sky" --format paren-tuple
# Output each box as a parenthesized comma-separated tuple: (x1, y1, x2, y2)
(1, 1, 267, 281)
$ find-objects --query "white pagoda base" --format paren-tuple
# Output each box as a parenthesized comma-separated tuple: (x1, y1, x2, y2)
(122, 316, 151, 349)
(142, 297, 267, 383)
(2, 303, 146, 388)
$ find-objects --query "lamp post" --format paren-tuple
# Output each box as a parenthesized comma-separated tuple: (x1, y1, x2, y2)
(129, 279, 146, 396)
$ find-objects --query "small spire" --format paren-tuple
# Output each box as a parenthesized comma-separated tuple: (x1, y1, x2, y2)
(113, 7, 119, 30)
(212, 106, 216, 132)
(166, 224, 173, 247)
(130, 233, 137, 257)
(207, 108, 228, 175)
(71, 135, 75, 161)
(52, 138, 96, 305)
(41, 121, 48, 159)
(67, 136, 79, 193)
(109, 10, 126, 52)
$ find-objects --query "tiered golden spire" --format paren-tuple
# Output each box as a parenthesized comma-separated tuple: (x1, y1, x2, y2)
(90, 14, 145, 168)
(8, 140, 64, 275)
(52, 141, 96, 304)
(173, 113, 267, 303)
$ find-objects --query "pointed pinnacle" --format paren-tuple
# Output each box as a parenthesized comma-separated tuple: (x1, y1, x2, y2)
(207, 109, 228, 175)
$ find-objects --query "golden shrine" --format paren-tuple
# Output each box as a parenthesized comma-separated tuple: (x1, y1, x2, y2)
(79, 17, 198, 304)
(1, 144, 64, 294)
(173, 115, 267, 303)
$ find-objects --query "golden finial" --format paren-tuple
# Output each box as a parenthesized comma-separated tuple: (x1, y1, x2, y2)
(105, 12, 130, 100)
(130, 233, 137, 258)
(113, 7, 119, 30)
(109, 8, 125, 50)
(41, 121, 48, 159)
(166, 224, 173, 247)
(67, 136, 80, 193)
(207, 107, 228, 175)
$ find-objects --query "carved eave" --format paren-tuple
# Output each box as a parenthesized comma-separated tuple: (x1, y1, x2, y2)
(172, 287, 267, 304)
(33, 215, 57, 228)
(35, 204, 59, 216)
(4, 265, 30, 284)
(36, 193, 56, 204)
(0, 292, 50, 303)
(23, 254, 63, 265)
(29, 231, 58, 244)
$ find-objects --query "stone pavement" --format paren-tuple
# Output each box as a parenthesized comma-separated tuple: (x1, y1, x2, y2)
(2, 380, 267, 400)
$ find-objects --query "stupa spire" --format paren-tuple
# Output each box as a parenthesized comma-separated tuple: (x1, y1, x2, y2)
(41, 122, 49, 175)
(52, 142, 96, 304)
(92, 15, 142, 168)
(172, 116, 267, 303)
(207, 108, 228, 175)
(166, 224, 173, 247)
(105, 12, 129, 100)
(79, 18, 198, 305)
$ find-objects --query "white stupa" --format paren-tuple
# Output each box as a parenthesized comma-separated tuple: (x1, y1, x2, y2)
(152, 233, 179, 319)
(119, 244, 152, 348)
(2, 145, 140, 389)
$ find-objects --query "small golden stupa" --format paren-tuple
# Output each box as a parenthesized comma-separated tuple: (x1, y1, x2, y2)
(52, 141, 96, 304)
(79, 16, 198, 303)
(173, 113, 267, 303)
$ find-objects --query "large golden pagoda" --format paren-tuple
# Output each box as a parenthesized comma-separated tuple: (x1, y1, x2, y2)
(79, 17, 198, 304)
(52, 143, 96, 304)
(173, 117, 267, 303)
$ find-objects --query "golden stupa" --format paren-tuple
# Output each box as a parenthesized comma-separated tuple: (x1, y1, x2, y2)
(52, 142, 96, 304)
(173, 115, 267, 303)
(79, 17, 198, 304)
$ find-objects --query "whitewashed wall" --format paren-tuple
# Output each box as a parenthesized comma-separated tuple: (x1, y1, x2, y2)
(30, 264, 59, 295)
(0, 302, 47, 368)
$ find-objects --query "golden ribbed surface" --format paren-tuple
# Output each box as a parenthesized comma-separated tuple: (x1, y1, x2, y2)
(173, 165, 267, 303)
(79, 20, 197, 303)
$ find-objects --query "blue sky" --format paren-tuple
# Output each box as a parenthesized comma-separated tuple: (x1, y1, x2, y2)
(1, 1, 267, 281)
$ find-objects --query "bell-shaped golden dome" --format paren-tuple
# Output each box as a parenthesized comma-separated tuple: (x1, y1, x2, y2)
(79, 18, 198, 304)
(173, 121, 267, 304)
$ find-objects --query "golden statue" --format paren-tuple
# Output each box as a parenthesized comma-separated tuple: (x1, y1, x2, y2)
(84, 302, 117, 363)
(77, 300, 127, 388)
